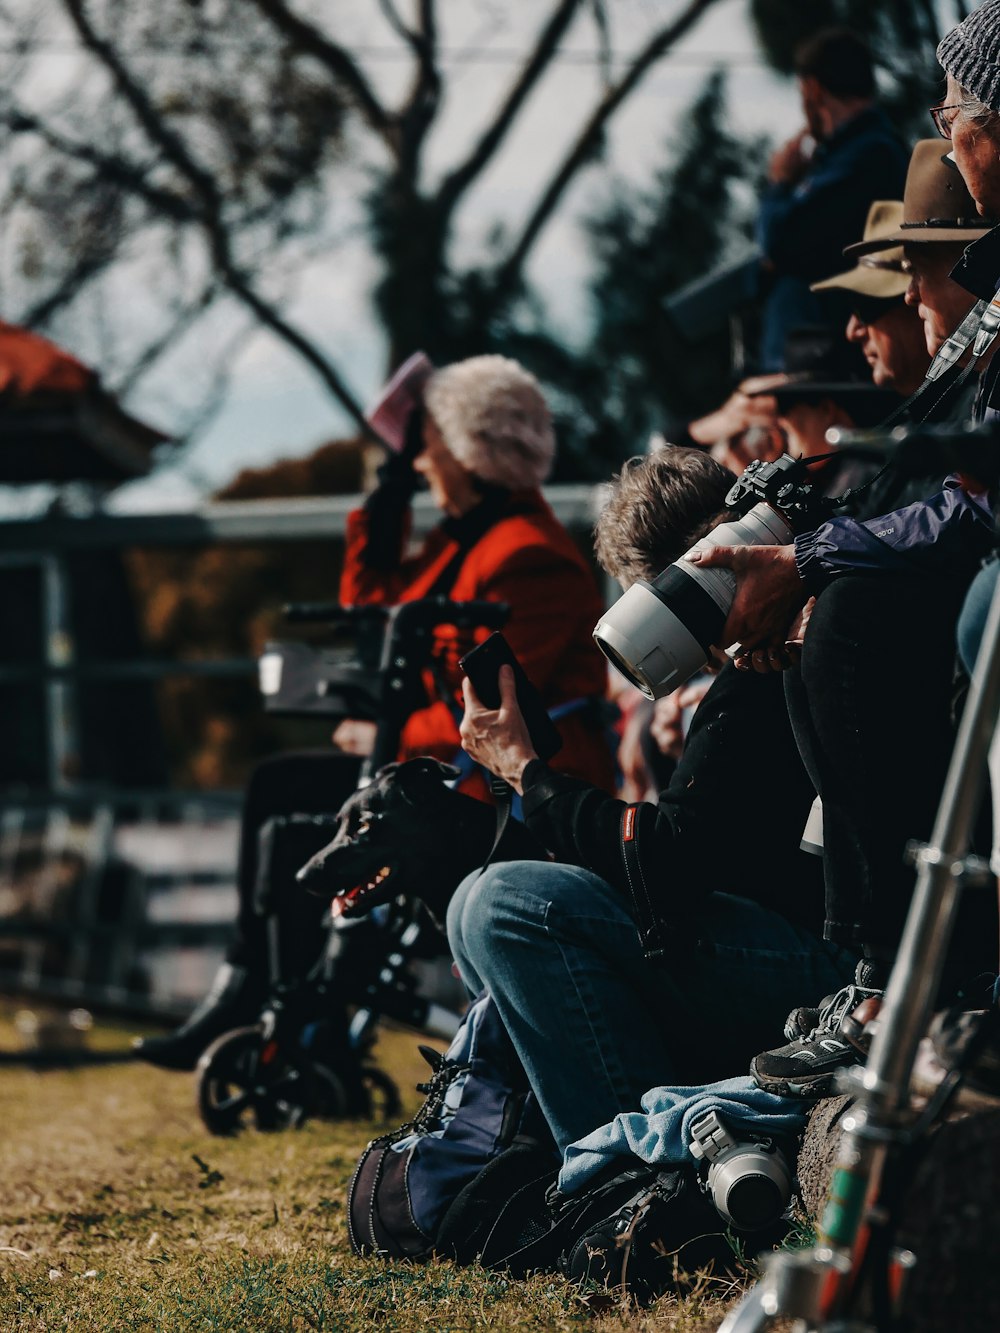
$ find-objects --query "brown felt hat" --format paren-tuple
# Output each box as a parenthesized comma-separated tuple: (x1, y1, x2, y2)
(847, 140, 991, 257)
(812, 201, 909, 299)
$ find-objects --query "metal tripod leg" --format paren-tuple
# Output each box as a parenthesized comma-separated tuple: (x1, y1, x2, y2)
(718, 564, 1000, 1333)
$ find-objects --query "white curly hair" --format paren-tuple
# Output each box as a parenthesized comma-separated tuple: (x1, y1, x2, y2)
(422, 354, 555, 491)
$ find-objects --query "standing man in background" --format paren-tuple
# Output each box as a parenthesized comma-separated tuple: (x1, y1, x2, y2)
(758, 28, 909, 370)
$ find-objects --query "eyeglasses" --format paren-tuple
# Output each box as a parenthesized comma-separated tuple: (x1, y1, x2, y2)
(930, 101, 962, 139)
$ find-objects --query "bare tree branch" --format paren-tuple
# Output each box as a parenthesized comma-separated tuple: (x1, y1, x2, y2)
(396, 0, 441, 178)
(63, 0, 223, 219)
(438, 0, 584, 215)
(58, 0, 369, 430)
(19, 250, 110, 328)
(168, 321, 259, 461)
(250, 0, 398, 152)
(493, 0, 722, 298)
(377, 0, 417, 47)
(0, 106, 196, 224)
(110, 282, 222, 397)
(590, 0, 613, 88)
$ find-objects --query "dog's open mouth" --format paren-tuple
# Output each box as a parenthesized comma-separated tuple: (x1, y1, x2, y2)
(331, 864, 394, 918)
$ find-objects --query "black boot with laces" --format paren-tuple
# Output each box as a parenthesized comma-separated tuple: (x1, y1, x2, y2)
(750, 962, 884, 1098)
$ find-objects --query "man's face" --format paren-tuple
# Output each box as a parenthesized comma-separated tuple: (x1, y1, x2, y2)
(946, 73, 1000, 220)
(903, 243, 975, 356)
(846, 302, 930, 395)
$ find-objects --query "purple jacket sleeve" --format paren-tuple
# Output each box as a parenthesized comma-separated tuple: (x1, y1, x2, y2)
(794, 480, 995, 595)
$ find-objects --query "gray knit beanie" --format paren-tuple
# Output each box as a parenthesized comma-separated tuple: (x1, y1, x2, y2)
(422, 355, 555, 491)
(938, 0, 1000, 112)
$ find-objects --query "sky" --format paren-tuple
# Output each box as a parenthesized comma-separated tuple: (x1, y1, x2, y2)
(22, 0, 804, 513)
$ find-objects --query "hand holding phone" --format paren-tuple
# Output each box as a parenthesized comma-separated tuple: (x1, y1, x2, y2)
(459, 632, 562, 764)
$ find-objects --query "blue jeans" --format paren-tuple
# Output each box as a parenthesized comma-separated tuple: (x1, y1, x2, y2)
(957, 559, 999, 676)
(447, 860, 853, 1152)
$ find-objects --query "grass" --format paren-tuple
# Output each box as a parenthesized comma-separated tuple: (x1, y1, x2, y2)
(0, 1006, 744, 1332)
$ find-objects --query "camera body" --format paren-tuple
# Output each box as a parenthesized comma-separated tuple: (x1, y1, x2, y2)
(688, 1108, 793, 1231)
(593, 455, 834, 699)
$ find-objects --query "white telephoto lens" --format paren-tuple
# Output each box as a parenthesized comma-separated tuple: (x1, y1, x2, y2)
(678, 504, 794, 620)
(594, 503, 795, 699)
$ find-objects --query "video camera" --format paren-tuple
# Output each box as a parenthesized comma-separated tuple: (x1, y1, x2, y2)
(257, 597, 510, 778)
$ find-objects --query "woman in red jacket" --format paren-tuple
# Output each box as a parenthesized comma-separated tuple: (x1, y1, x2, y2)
(334, 354, 614, 795)
(137, 354, 614, 1071)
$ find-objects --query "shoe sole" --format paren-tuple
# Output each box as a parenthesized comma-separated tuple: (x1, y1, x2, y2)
(749, 1057, 837, 1099)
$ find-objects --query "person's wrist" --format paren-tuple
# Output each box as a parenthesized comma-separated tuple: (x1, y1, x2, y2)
(507, 747, 538, 796)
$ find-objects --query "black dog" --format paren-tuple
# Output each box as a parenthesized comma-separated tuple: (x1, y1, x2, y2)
(296, 758, 547, 925)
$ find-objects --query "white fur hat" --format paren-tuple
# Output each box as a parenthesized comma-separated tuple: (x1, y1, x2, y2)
(422, 355, 555, 490)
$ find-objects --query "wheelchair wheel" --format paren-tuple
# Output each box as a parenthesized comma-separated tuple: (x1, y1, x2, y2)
(197, 1026, 339, 1135)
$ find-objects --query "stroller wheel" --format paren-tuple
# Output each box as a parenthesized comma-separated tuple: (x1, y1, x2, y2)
(197, 1026, 326, 1135)
(363, 1065, 402, 1121)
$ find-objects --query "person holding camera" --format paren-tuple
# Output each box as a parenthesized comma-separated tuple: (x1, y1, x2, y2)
(136, 354, 614, 1073)
(449, 175, 1000, 1135)
(684, 127, 1000, 1096)
(446, 448, 862, 1152)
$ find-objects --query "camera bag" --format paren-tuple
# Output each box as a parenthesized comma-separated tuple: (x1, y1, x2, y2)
(346, 991, 556, 1261)
(470, 1155, 784, 1303)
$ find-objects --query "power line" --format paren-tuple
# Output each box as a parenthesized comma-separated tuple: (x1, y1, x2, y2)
(0, 40, 771, 67)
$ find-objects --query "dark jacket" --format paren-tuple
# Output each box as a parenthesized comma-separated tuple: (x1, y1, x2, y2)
(794, 478, 995, 594)
(757, 107, 908, 370)
(520, 664, 825, 936)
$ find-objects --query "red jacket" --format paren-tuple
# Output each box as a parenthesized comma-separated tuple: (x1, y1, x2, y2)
(340, 489, 614, 795)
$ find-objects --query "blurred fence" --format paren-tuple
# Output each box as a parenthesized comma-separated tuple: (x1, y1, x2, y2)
(0, 485, 606, 1019)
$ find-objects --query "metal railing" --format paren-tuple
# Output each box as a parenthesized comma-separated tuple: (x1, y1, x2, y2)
(0, 484, 606, 1019)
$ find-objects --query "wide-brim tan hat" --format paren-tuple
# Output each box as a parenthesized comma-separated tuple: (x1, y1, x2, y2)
(812, 202, 909, 299)
(847, 140, 991, 256)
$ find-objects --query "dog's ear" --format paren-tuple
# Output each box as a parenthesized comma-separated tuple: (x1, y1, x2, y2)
(395, 756, 461, 801)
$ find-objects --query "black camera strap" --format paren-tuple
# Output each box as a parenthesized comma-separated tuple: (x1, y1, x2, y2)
(619, 801, 670, 967)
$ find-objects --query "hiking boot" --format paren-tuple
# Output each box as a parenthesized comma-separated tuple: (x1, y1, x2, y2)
(751, 981, 882, 1098)
(782, 995, 832, 1042)
(133, 963, 259, 1071)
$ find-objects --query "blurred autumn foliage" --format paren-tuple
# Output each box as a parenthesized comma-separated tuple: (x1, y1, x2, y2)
(126, 437, 371, 789)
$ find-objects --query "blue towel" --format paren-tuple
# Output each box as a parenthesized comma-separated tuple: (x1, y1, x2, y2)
(558, 1076, 807, 1195)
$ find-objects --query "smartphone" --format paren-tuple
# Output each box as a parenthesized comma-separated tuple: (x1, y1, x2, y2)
(459, 632, 563, 763)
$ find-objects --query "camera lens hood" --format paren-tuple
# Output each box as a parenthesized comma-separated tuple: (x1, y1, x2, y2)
(709, 1143, 792, 1231)
(594, 580, 708, 700)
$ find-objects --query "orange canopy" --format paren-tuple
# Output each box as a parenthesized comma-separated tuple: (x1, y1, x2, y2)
(0, 321, 93, 398)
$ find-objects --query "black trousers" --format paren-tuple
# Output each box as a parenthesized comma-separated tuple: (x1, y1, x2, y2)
(785, 573, 995, 975)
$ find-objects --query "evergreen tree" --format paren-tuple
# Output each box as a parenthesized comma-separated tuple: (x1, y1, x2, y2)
(503, 70, 766, 476)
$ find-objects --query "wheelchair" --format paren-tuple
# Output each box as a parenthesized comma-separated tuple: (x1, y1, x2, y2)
(195, 596, 508, 1135)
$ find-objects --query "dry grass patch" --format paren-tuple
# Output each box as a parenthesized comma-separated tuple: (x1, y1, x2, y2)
(0, 1007, 741, 1331)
